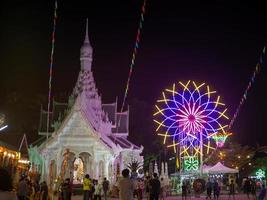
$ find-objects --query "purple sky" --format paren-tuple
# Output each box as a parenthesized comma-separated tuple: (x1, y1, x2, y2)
(0, 1, 266, 149)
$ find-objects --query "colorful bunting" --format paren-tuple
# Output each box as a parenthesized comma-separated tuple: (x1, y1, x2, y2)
(46, 0, 58, 137)
(228, 47, 265, 130)
(210, 132, 232, 148)
(120, 0, 147, 112)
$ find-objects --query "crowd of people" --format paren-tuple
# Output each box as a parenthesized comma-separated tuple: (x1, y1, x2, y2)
(203, 178, 266, 200)
(242, 178, 266, 200)
(0, 168, 48, 200)
(73, 169, 169, 200)
(204, 178, 222, 200)
(179, 177, 267, 200)
(2, 166, 267, 200)
(79, 174, 110, 200)
(117, 169, 168, 200)
(16, 176, 48, 200)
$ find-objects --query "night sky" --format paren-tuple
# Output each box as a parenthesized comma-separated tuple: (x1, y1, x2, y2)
(0, 1, 266, 150)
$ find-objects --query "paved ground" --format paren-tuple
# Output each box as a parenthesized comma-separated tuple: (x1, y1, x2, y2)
(67, 194, 255, 200)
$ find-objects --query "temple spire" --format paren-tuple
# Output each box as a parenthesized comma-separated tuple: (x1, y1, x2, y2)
(80, 18, 93, 71)
(84, 18, 89, 44)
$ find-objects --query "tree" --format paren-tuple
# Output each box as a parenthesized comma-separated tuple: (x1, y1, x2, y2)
(205, 142, 254, 171)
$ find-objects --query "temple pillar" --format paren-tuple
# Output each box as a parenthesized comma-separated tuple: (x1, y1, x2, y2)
(104, 160, 108, 178)
(56, 148, 63, 178)
(88, 157, 93, 176)
(95, 161, 99, 179)
(119, 153, 124, 172)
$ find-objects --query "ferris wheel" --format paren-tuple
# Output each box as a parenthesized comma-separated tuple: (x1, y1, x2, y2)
(153, 80, 230, 173)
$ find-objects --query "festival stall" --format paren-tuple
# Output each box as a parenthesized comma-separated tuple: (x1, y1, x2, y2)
(206, 162, 239, 174)
(203, 162, 239, 190)
(0, 140, 20, 175)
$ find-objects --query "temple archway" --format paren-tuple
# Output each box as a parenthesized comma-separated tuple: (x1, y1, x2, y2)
(73, 157, 84, 184)
(79, 152, 92, 177)
(61, 149, 75, 179)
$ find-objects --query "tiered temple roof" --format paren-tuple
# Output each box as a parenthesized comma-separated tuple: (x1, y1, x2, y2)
(36, 20, 142, 153)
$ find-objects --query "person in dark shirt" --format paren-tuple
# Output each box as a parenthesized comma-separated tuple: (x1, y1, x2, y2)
(243, 178, 251, 199)
(62, 178, 72, 200)
(228, 180, 236, 200)
(41, 181, 49, 200)
(102, 177, 109, 200)
(258, 184, 266, 200)
(145, 176, 151, 200)
(250, 179, 257, 200)
(181, 182, 187, 200)
(149, 173, 161, 200)
(213, 180, 220, 200)
(206, 179, 212, 200)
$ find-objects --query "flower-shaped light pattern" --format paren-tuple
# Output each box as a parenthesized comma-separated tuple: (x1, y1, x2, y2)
(184, 156, 199, 171)
(154, 80, 229, 152)
(256, 169, 265, 179)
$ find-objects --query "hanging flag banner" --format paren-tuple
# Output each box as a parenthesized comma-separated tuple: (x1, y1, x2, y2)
(46, 0, 58, 137)
(228, 46, 265, 130)
(120, 0, 147, 112)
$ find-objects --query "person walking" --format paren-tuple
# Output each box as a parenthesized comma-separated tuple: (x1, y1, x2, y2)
(206, 179, 212, 200)
(145, 176, 151, 200)
(181, 182, 187, 200)
(93, 180, 102, 200)
(149, 173, 161, 200)
(258, 184, 266, 200)
(118, 168, 134, 200)
(250, 180, 257, 200)
(159, 177, 166, 200)
(137, 178, 144, 200)
(213, 180, 220, 200)
(17, 177, 27, 200)
(228, 180, 236, 200)
(102, 177, 109, 200)
(40, 181, 49, 200)
(244, 178, 251, 199)
(186, 181, 191, 199)
(62, 178, 72, 200)
(0, 168, 17, 200)
(83, 174, 93, 200)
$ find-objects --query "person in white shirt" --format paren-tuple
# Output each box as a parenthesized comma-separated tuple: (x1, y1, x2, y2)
(94, 180, 102, 200)
(118, 169, 134, 200)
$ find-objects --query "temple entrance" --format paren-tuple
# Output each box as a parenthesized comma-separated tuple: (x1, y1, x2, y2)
(73, 157, 84, 184)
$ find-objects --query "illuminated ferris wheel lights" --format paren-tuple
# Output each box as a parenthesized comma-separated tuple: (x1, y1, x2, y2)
(153, 119, 167, 131)
(216, 108, 229, 120)
(179, 80, 191, 90)
(193, 81, 205, 91)
(154, 80, 230, 155)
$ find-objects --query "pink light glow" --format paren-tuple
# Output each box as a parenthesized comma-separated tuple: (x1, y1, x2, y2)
(188, 114, 196, 122)
(177, 102, 206, 134)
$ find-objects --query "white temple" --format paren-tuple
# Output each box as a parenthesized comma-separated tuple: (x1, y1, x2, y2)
(29, 20, 143, 185)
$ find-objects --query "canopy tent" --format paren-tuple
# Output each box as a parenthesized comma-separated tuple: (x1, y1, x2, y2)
(202, 164, 212, 174)
(204, 162, 238, 174)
